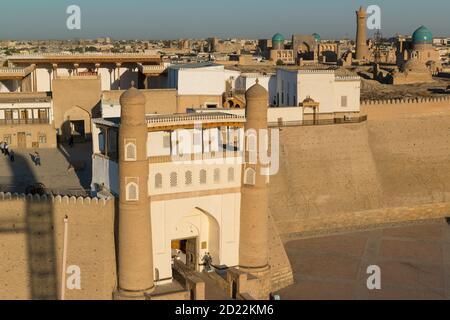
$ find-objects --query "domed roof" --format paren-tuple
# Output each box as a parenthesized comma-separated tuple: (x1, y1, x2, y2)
(272, 33, 285, 43)
(412, 26, 433, 45)
(246, 80, 268, 100)
(312, 33, 321, 42)
(120, 86, 145, 106)
(302, 96, 316, 103)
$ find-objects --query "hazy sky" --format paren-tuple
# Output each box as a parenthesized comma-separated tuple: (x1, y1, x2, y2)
(1, 0, 449, 40)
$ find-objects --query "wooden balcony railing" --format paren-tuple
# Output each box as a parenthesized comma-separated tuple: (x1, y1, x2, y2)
(0, 118, 50, 125)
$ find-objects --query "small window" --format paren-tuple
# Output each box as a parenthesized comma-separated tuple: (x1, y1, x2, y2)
(38, 134, 47, 144)
(246, 132, 257, 152)
(126, 182, 139, 201)
(244, 168, 256, 186)
(155, 173, 162, 189)
(125, 141, 137, 161)
(199, 169, 207, 184)
(341, 96, 348, 107)
(213, 168, 220, 184)
(170, 172, 178, 187)
(98, 131, 105, 154)
(228, 167, 235, 182)
(185, 171, 193, 186)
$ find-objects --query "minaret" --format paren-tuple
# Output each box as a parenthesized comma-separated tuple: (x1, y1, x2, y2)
(355, 6, 369, 60)
(115, 86, 154, 300)
(239, 80, 271, 299)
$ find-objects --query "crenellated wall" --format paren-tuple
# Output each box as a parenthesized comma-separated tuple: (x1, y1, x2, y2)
(0, 193, 116, 300)
(360, 96, 450, 120)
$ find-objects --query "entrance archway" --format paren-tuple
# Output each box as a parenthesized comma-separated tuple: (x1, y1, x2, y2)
(62, 106, 91, 142)
(170, 207, 221, 273)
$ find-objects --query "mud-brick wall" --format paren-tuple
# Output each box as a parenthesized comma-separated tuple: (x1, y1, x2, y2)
(360, 96, 450, 120)
(0, 193, 116, 300)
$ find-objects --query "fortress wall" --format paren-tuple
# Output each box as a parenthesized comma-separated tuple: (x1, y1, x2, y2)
(268, 213, 294, 292)
(270, 103, 450, 237)
(360, 96, 450, 120)
(279, 202, 450, 239)
(0, 194, 116, 300)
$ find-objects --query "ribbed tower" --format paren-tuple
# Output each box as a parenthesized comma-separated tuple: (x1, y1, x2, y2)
(115, 87, 154, 300)
(355, 6, 369, 60)
(239, 80, 271, 299)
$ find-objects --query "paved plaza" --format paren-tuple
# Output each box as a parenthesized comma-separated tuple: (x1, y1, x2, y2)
(0, 142, 92, 195)
(278, 219, 450, 300)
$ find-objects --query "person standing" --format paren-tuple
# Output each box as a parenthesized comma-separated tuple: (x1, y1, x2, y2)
(34, 152, 41, 166)
(4, 143, 10, 157)
(9, 150, 14, 162)
(0, 141, 4, 155)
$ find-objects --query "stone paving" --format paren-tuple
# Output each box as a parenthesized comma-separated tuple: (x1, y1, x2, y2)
(0, 142, 92, 195)
(277, 219, 450, 300)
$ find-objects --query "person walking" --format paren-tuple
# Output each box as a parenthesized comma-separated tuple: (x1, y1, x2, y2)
(9, 150, 14, 162)
(34, 152, 41, 166)
(0, 141, 4, 155)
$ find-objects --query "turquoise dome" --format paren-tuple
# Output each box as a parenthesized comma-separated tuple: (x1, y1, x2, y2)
(272, 33, 285, 43)
(312, 33, 321, 42)
(412, 26, 433, 45)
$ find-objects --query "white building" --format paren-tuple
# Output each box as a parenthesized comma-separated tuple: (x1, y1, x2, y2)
(167, 62, 240, 109)
(91, 112, 245, 284)
(276, 69, 361, 120)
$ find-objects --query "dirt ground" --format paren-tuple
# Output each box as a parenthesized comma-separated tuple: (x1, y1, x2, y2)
(277, 219, 450, 300)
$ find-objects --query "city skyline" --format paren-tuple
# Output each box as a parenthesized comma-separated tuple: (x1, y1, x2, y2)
(1, 0, 449, 40)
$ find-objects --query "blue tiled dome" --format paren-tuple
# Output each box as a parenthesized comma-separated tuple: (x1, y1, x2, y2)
(412, 26, 433, 45)
(312, 33, 321, 42)
(272, 33, 285, 44)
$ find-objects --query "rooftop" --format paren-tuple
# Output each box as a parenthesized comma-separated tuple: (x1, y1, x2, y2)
(7, 52, 161, 64)
(93, 112, 245, 129)
(168, 61, 221, 70)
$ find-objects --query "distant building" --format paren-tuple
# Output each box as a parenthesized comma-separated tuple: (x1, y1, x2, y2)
(391, 26, 441, 84)
(167, 62, 240, 111)
(276, 68, 361, 122)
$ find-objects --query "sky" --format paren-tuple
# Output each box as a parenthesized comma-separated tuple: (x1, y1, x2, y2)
(0, 0, 449, 40)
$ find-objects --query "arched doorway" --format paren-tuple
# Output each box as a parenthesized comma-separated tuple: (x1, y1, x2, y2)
(170, 207, 220, 273)
(62, 106, 91, 142)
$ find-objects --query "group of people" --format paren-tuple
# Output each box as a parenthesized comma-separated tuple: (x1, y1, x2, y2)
(0, 142, 14, 162)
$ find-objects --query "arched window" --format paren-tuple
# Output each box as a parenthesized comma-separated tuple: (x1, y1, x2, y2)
(244, 168, 256, 186)
(154, 173, 162, 189)
(228, 167, 235, 182)
(185, 171, 193, 186)
(125, 141, 137, 161)
(98, 130, 105, 154)
(199, 169, 207, 184)
(170, 172, 178, 187)
(246, 132, 257, 152)
(126, 182, 139, 201)
(213, 168, 221, 183)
